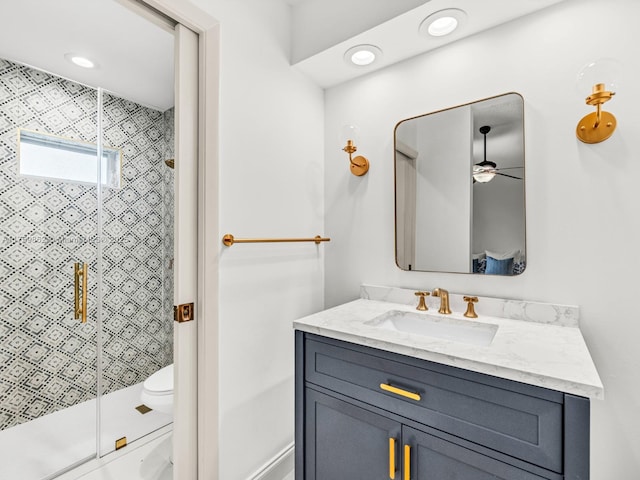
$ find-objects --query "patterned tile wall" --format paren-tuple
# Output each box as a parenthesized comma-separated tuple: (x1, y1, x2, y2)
(162, 108, 174, 338)
(0, 59, 174, 430)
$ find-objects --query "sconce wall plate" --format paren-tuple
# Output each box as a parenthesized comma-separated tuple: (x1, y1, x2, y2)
(576, 110, 616, 144)
(350, 155, 369, 176)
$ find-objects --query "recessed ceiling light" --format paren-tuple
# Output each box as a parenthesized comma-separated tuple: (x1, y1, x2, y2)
(429, 17, 458, 36)
(64, 53, 96, 69)
(344, 45, 383, 67)
(419, 9, 467, 38)
(352, 50, 375, 66)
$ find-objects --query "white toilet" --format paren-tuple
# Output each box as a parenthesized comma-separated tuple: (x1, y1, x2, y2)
(141, 363, 174, 415)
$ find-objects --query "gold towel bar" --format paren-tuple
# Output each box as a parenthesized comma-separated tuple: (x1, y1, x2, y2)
(222, 234, 330, 247)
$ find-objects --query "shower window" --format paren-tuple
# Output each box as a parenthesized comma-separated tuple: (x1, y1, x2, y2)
(18, 129, 122, 188)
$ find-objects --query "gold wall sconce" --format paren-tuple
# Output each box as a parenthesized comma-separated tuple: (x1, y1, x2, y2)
(576, 59, 621, 144)
(576, 83, 616, 144)
(340, 125, 369, 176)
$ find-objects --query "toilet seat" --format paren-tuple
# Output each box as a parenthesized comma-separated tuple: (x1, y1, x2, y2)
(141, 364, 174, 415)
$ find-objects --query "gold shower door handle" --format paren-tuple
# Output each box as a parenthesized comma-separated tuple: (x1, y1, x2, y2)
(74, 262, 88, 323)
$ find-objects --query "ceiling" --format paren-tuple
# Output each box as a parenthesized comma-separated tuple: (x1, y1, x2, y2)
(290, 0, 568, 88)
(0, 0, 175, 111)
(0, 0, 567, 109)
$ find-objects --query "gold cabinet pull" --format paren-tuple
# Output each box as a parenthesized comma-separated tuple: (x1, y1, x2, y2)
(404, 444, 411, 480)
(380, 383, 421, 401)
(389, 438, 396, 479)
(74, 262, 88, 323)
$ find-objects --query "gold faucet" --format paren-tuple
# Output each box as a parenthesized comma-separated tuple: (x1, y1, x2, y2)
(414, 291, 430, 311)
(432, 288, 451, 314)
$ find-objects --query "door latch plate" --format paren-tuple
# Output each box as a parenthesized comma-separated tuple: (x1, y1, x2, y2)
(174, 303, 194, 323)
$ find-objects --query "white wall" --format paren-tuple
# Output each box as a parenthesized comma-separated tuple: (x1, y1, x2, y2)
(472, 176, 526, 256)
(472, 172, 526, 256)
(181, 0, 325, 478)
(324, 0, 640, 477)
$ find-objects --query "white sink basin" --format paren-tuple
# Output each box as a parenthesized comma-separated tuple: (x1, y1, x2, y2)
(366, 310, 498, 346)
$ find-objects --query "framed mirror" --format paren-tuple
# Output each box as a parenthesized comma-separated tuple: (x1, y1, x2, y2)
(394, 92, 526, 275)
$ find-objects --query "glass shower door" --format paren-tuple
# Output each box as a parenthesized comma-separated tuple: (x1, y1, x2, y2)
(0, 59, 101, 479)
(97, 86, 174, 457)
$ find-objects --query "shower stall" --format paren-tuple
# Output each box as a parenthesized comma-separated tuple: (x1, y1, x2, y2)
(0, 4, 176, 478)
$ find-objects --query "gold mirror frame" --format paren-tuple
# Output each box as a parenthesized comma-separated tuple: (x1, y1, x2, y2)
(394, 92, 526, 276)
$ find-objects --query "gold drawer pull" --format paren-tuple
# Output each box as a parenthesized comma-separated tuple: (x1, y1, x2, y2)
(389, 438, 396, 479)
(380, 383, 421, 401)
(404, 444, 411, 480)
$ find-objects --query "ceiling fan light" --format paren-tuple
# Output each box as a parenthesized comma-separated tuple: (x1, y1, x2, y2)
(474, 125, 497, 183)
(473, 165, 496, 183)
(473, 172, 496, 183)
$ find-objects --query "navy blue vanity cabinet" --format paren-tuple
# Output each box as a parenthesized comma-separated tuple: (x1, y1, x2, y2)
(305, 388, 402, 479)
(295, 331, 590, 480)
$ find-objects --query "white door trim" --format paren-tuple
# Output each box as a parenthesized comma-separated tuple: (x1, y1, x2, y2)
(195, 19, 221, 480)
(173, 23, 199, 480)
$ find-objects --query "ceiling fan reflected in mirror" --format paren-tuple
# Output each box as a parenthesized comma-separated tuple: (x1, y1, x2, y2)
(473, 125, 523, 183)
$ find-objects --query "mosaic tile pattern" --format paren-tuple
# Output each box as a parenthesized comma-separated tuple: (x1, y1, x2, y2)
(162, 108, 174, 340)
(0, 59, 173, 430)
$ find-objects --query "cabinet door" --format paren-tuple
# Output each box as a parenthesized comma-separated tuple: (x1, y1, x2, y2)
(404, 426, 554, 480)
(306, 388, 401, 480)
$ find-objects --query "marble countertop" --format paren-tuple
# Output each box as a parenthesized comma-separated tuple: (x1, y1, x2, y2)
(293, 285, 604, 399)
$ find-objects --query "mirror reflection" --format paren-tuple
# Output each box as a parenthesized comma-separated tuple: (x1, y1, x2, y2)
(394, 93, 526, 275)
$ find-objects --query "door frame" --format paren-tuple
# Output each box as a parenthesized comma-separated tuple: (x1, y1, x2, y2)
(146, 2, 220, 479)
(119, 1, 220, 479)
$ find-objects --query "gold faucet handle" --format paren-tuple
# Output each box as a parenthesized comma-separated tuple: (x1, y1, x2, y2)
(463, 296, 479, 318)
(414, 291, 430, 311)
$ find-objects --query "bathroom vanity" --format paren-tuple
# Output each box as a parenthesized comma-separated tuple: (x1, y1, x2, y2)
(294, 286, 603, 480)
